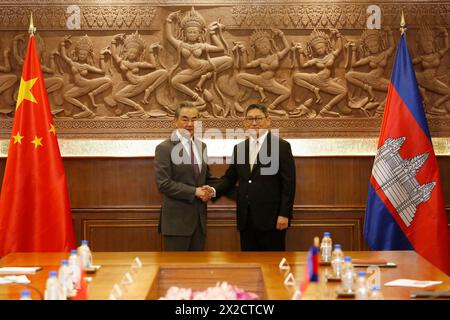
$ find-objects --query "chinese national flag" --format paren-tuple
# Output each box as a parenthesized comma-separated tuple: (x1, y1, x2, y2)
(0, 34, 75, 256)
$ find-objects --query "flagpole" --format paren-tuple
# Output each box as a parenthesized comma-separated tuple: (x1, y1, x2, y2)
(28, 13, 36, 36)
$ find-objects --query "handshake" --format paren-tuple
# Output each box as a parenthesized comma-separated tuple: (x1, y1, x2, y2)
(195, 185, 215, 202)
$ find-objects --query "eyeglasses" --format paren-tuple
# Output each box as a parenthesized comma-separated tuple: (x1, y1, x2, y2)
(245, 116, 266, 123)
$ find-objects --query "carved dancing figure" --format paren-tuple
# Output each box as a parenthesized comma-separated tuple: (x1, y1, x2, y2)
(13, 34, 65, 115)
(233, 29, 290, 116)
(59, 35, 113, 119)
(292, 29, 347, 117)
(165, 7, 233, 112)
(0, 42, 17, 116)
(110, 31, 169, 118)
(413, 25, 450, 115)
(345, 27, 394, 116)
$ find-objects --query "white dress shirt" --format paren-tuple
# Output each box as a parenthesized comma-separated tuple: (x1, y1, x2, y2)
(249, 130, 268, 171)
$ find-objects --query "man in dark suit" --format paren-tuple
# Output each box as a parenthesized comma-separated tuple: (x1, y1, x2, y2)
(154, 101, 215, 251)
(214, 104, 296, 251)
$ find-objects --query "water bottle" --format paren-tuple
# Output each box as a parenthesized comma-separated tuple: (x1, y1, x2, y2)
(320, 232, 332, 263)
(68, 249, 81, 290)
(341, 256, 354, 293)
(19, 290, 32, 300)
(370, 285, 384, 300)
(58, 260, 74, 298)
(78, 240, 93, 270)
(331, 244, 344, 278)
(355, 271, 369, 300)
(44, 271, 64, 300)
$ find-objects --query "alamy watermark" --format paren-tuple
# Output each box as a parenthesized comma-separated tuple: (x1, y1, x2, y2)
(170, 122, 280, 176)
(367, 5, 381, 30)
(66, 5, 81, 30)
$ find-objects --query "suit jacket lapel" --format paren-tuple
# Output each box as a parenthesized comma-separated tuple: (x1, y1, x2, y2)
(245, 139, 252, 179)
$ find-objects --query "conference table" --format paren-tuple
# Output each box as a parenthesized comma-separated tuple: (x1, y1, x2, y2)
(0, 251, 449, 300)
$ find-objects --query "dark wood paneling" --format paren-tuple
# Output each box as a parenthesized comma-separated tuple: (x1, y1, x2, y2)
(72, 209, 162, 251)
(204, 210, 241, 251)
(0, 157, 448, 251)
(287, 209, 365, 251)
(64, 158, 161, 207)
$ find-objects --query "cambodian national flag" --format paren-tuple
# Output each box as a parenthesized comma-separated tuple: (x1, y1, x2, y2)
(300, 244, 319, 293)
(364, 32, 450, 275)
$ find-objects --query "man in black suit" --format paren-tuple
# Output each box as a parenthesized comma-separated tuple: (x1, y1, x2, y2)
(213, 104, 296, 251)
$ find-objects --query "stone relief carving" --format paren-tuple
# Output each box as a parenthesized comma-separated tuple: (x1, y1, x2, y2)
(58, 35, 114, 118)
(345, 28, 395, 117)
(13, 34, 65, 116)
(165, 7, 233, 117)
(291, 28, 347, 118)
(0, 6, 158, 30)
(413, 25, 450, 115)
(234, 28, 290, 117)
(0, 43, 17, 116)
(110, 31, 169, 118)
(0, 2, 447, 138)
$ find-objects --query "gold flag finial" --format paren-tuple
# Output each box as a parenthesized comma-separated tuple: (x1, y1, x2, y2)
(28, 13, 36, 36)
(400, 10, 407, 35)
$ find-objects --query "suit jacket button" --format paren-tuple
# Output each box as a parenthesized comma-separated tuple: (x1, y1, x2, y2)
(248, 180, 252, 183)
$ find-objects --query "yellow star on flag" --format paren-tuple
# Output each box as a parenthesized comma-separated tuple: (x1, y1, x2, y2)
(31, 136, 43, 149)
(16, 77, 38, 110)
(12, 132, 24, 144)
(49, 124, 56, 135)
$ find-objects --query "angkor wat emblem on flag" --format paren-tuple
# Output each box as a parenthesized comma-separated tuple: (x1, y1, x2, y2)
(372, 137, 436, 227)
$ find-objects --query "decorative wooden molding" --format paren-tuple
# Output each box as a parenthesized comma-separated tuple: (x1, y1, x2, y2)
(0, 5, 158, 30)
(2, 137, 450, 157)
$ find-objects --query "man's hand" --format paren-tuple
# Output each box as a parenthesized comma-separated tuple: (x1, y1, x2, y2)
(276, 216, 289, 230)
(195, 185, 215, 202)
(203, 185, 216, 197)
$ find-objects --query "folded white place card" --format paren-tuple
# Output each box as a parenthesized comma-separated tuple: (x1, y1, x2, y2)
(0, 275, 31, 284)
(284, 272, 296, 286)
(278, 257, 290, 271)
(0, 267, 42, 275)
(384, 279, 443, 288)
(109, 283, 123, 300)
(120, 272, 134, 286)
(131, 257, 142, 269)
(291, 288, 302, 300)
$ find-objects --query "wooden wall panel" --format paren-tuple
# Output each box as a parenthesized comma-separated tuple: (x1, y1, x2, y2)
(287, 210, 365, 251)
(0, 157, 448, 251)
(64, 158, 161, 207)
(72, 209, 162, 251)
